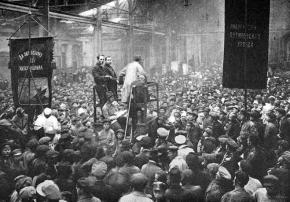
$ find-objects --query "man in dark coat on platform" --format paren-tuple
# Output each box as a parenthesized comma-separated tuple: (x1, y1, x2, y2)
(103, 56, 118, 100)
(92, 55, 109, 107)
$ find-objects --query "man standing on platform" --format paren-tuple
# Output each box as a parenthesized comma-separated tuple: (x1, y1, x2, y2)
(92, 55, 109, 107)
(119, 56, 146, 103)
(103, 56, 118, 100)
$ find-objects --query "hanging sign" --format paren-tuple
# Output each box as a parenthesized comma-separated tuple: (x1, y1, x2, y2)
(223, 0, 270, 89)
(9, 37, 54, 106)
(9, 37, 54, 77)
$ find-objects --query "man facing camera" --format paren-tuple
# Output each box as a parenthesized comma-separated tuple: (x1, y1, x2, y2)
(119, 173, 153, 202)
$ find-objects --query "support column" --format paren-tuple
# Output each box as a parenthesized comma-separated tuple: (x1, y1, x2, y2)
(183, 36, 187, 65)
(96, 7, 103, 53)
(127, 0, 134, 61)
(92, 8, 103, 65)
(39, 0, 49, 37)
(149, 20, 155, 69)
(165, 26, 172, 70)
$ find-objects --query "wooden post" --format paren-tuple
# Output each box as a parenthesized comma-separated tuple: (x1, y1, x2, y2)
(93, 86, 97, 123)
(92, 8, 102, 64)
(40, 0, 49, 37)
(127, 0, 134, 61)
(243, 0, 248, 112)
(165, 27, 172, 71)
(244, 89, 247, 111)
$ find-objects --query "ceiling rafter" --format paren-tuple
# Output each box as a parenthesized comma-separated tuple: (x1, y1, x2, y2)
(0, 1, 165, 35)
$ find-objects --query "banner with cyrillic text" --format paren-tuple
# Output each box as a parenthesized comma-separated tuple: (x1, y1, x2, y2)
(9, 37, 54, 106)
(223, 0, 270, 89)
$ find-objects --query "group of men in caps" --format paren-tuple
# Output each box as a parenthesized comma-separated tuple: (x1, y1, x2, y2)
(0, 62, 290, 202)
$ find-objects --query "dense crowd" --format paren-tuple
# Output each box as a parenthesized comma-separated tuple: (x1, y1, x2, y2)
(0, 62, 290, 202)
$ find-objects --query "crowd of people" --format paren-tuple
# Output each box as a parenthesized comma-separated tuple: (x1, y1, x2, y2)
(0, 56, 290, 202)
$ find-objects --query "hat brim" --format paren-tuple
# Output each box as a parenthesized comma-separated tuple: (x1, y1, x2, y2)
(13, 152, 22, 156)
(218, 137, 228, 143)
(158, 133, 169, 137)
(227, 141, 238, 148)
(175, 135, 186, 145)
(136, 134, 147, 141)
(36, 182, 46, 197)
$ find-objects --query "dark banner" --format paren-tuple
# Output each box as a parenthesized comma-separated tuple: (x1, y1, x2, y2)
(9, 37, 54, 77)
(9, 37, 54, 106)
(223, 0, 270, 89)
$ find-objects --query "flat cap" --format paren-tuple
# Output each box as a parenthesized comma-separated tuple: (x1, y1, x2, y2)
(139, 136, 152, 148)
(136, 134, 148, 142)
(157, 143, 167, 152)
(39, 136, 51, 145)
(19, 186, 36, 199)
(43, 108, 52, 115)
(227, 137, 238, 148)
(36, 180, 61, 200)
(116, 129, 125, 134)
(175, 130, 187, 135)
(130, 173, 148, 187)
(276, 108, 286, 116)
(77, 176, 96, 188)
(46, 150, 59, 158)
(217, 166, 231, 180)
(36, 145, 50, 155)
(168, 145, 178, 151)
(175, 135, 186, 145)
(263, 175, 279, 184)
(249, 110, 261, 119)
(207, 163, 219, 175)
(12, 149, 22, 157)
(157, 127, 169, 137)
(91, 161, 108, 178)
(268, 96, 275, 100)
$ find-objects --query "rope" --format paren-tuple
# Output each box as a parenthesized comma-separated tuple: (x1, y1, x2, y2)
(1, 13, 29, 22)
(31, 16, 55, 37)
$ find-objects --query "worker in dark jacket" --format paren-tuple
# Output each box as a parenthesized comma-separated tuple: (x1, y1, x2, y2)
(92, 55, 109, 107)
(103, 56, 118, 100)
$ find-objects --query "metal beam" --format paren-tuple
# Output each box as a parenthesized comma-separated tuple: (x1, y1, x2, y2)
(0, 2, 40, 14)
(0, 1, 165, 35)
(49, 3, 91, 8)
(50, 10, 96, 25)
